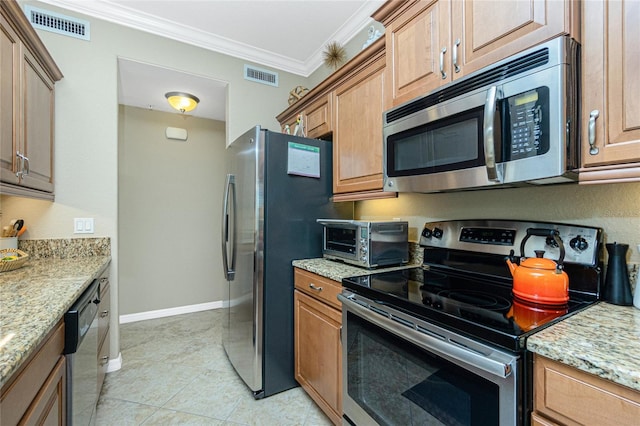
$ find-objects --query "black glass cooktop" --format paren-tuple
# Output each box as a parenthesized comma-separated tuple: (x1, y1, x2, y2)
(342, 267, 596, 352)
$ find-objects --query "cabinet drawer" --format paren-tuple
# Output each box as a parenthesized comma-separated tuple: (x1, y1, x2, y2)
(294, 268, 343, 310)
(534, 354, 640, 425)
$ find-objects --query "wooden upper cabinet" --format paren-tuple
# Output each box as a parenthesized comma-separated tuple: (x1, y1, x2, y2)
(305, 94, 332, 139)
(18, 48, 55, 193)
(0, 0, 62, 199)
(580, 0, 640, 173)
(0, 12, 20, 185)
(384, 0, 450, 106)
(333, 55, 385, 194)
(378, 0, 578, 107)
(452, 0, 578, 78)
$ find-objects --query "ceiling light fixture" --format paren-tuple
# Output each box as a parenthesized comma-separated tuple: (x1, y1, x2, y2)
(165, 91, 200, 113)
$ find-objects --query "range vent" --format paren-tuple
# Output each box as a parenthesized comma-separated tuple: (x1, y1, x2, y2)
(244, 65, 278, 87)
(24, 5, 90, 41)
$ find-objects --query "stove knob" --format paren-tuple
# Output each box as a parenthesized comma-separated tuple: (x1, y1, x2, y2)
(422, 228, 433, 238)
(433, 227, 443, 239)
(545, 236, 559, 248)
(433, 301, 443, 309)
(423, 296, 432, 306)
(570, 235, 589, 252)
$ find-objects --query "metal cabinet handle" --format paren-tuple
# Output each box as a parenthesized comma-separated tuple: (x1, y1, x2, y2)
(453, 38, 461, 73)
(100, 310, 109, 318)
(309, 283, 323, 292)
(588, 110, 600, 155)
(15, 152, 25, 179)
(440, 47, 447, 79)
(100, 356, 109, 366)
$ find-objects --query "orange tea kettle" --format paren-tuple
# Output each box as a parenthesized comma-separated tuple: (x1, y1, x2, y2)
(506, 228, 569, 305)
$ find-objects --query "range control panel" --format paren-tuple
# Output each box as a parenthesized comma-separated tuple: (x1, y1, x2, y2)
(420, 220, 602, 266)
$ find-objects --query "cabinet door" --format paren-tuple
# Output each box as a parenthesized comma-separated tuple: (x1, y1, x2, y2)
(452, 0, 576, 78)
(19, 48, 55, 193)
(305, 94, 332, 139)
(20, 356, 66, 426)
(581, 0, 640, 168)
(534, 355, 640, 425)
(294, 290, 342, 425)
(0, 14, 20, 184)
(385, 0, 450, 106)
(333, 56, 385, 194)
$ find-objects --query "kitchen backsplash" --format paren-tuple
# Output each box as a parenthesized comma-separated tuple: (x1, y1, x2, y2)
(18, 238, 110, 259)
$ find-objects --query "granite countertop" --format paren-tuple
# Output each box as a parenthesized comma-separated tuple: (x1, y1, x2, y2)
(528, 302, 640, 392)
(0, 255, 111, 388)
(292, 257, 421, 282)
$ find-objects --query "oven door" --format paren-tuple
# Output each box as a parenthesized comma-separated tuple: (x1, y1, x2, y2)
(339, 293, 522, 426)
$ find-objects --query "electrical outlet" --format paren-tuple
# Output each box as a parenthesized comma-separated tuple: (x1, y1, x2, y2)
(74, 218, 94, 234)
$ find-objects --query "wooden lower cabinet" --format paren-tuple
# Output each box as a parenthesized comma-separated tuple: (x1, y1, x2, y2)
(0, 321, 66, 426)
(294, 268, 342, 425)
(533, 354, 640, 425)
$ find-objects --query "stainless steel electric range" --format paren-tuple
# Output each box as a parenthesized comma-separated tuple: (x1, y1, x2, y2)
(339, 219, 603, 426)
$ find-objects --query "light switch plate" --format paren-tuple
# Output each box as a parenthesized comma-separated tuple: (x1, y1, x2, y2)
(74, 218, 94, 234)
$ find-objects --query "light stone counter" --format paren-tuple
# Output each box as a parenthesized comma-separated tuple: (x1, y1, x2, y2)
(292, 258, 421, 282)
(528, 302, 640, 392)
(0, 255, 111, 387)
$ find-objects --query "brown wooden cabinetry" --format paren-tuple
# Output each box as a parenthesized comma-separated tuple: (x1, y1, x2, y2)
(376, 0, 578, 107)
(333, 54, 386, 195)
(279, 94, 332, 139)
(0, 321, 66, 426)
(0, 0, 62, 199)
(579, 0, 640, 183)
(294, 268, 342, 425)
(97, 277, 111, 394)
(533, 354, 640, 425)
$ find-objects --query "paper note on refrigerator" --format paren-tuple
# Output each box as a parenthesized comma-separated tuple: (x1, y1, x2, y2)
(287, 142, 320, 178)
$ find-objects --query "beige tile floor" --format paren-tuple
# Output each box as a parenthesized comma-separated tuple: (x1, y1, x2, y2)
(96, 309, 333, 425)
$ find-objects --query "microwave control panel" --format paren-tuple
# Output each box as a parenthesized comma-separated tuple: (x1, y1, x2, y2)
(506, 87, 550, 160)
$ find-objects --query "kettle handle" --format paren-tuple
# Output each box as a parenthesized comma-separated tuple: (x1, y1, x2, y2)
(520, 228, 565, 268)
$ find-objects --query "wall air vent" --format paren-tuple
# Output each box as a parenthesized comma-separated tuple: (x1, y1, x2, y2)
(244, 65, 278, 87)
(24, 5, 90, 41)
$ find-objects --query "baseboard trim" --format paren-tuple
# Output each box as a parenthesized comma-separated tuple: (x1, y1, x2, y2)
(106, 352, 122, 373)
(119, 300, 225, 324)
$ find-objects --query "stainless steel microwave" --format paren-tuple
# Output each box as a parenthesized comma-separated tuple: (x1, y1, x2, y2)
(383, 36, 580, 193)
(317, 219, 409, 269)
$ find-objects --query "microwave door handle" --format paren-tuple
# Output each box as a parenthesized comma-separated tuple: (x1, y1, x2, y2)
(483, 85, 501, 182)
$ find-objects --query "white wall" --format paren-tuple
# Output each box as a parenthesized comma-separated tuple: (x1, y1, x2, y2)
(118, 106, 226, 315)
(2, 0, 309, 359)
(357, 182, 640, 263)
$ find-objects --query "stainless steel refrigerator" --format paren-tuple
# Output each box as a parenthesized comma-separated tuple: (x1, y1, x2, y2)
(221, 125, 352, 398)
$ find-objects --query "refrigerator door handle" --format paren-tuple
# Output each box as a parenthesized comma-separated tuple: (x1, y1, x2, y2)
(222, 174, 236, 280)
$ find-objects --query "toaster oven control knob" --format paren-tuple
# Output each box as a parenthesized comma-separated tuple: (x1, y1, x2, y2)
(569, 235, 589, 252)
(432, 227, 443, 239)
(421, 228, 433, 238)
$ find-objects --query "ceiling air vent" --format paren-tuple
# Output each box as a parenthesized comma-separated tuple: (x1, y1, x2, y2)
(244, 65, 278, 87)
(24, 5, 90, 41)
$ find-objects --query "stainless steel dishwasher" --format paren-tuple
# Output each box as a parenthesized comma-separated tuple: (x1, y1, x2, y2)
(64, 279, 100, 426)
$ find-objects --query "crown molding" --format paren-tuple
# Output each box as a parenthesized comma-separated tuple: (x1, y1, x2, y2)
(36, 0, 384, 77)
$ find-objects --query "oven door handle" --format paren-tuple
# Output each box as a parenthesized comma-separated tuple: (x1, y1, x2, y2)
(339, 294, 514, 379)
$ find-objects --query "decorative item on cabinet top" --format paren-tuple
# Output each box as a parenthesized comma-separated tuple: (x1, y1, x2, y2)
(323, 41, 347, 70)
(288, 86, 309, 105)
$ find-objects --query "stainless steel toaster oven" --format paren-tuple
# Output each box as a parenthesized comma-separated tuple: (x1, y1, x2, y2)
(317, 219, 409, 269)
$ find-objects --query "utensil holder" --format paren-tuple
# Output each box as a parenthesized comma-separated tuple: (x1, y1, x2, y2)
(603, 242, 633, 306)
